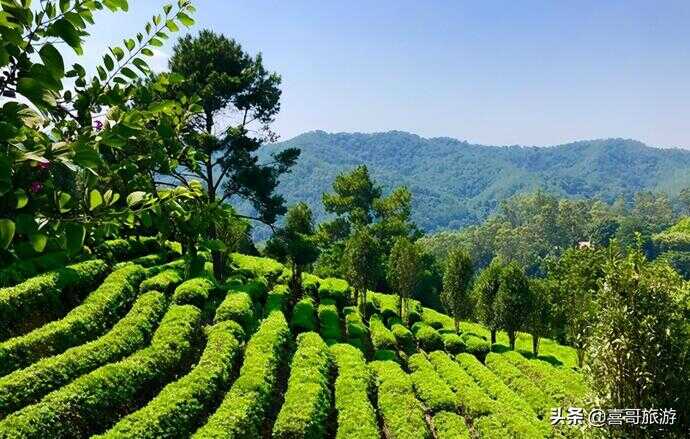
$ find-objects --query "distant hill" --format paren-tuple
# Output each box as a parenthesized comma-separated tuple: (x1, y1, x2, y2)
(254, 131, 690, 233)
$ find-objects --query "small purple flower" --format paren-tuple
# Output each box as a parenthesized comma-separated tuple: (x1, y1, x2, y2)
(29, 181, 43, 193)
(94, 120, 103, 131)
(37, 161, 50, 170)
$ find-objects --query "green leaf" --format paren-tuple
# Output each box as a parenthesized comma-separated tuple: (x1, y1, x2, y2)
(124, 38, 135, 51)
(14, 189, 28, 209)
(47, 18, 81, 49)
(0, 219, 15, 249)
(15, 213, 37, 234)
(58, 192, 72, 213)
(89, 189, 103, 210)
(72, 143, 102, 169)
(141, 48, 154, 57)
(176, 12, 194, 27)
(30, 233, 48, 252)
(111, 46, 125, 61)
(0, 156, 10, 196)
(103, 54, 114, 71)
(65, 223, 85, 254)
(39, 43, 65, 78)
(120, 67, 137, 79)
(126, 191, 146, 207)
(163, 4, 173, 14)
(59, 0, 70, 13)
(149, 38, 163, 47)
(165, 19, 179, 32)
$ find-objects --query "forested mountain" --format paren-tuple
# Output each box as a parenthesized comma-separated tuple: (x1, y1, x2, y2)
(259, 131, 690, 232)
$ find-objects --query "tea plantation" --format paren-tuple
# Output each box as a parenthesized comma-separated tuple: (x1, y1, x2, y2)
(0, 239, 589, 438)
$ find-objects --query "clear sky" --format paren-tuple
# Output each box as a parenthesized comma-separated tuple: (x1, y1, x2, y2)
(75, 0, 690, 148)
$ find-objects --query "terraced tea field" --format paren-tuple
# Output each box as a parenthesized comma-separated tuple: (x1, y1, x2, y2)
(0, 241, 589, 438)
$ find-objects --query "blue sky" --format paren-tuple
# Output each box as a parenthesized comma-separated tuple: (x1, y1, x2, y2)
(75, 0, 690, 148)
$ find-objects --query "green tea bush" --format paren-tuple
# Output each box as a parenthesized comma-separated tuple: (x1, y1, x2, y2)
(370, 314, 396, 351)
(291, 297, 317, 333)
(0, 259, 108, 339)
(302, 273, 321, 299)
(318, 277, 349, 308)
(485, 352, 555, 416)
(344, 307, 368, 349)
(192, 311, 291, 439)
(172, 278, 215, 309)
(369, 360, 430, 439)
(230, 253, 285, 284)
(432, 411, 471, 439)
(408, 354, 456, 412)
(235, 277, 268, 303)
(374, 349, 398, 362)
(462, 334, 490, 361)
(421, 307, 455, 330)
(415, 324, 443, 352)
(372, 292, 399, 322)
(0, 264, 146, 375)
(364, 294, 380, 317)
(214, 291, 255, 332)
(95, 320, 243, 439)
(140, 269, 183, 295)
(442, 333, 465, 355)
(318, 303, 342, 344)
(473, 415, 512, 439)
(329, 343, 378, 439)
(0, 304, 201, 438)
(273, 332, 332, 439)
(391, 323, 415, 355)
(265, 284, 290, 314)
(96, 236, 160, 261)
(455, 353, 535, 418)
(114, 254, 168, 271)
(0, 252, 71, 288)
(0, 291, 167, 417)
(427, 351, 494, 418)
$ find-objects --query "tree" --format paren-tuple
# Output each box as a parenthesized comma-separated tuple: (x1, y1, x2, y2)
(586, 244, 690, 437)
(265, 203, 319, 298)
(387, 237, 422, 322)
(160, 30, 300, 278)
(0, 0, 198, 261)
(440, 248, 474, 332)
(547, 246, 605, 367)
(342, 228, 380, 315)
(473, 258, 504, 344)
(494, 262, 532, 350)
(527, 278, 552, 357)
(316, 165, 418, 287)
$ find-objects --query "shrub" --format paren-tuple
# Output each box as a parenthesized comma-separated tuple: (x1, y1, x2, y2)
(442, 333, 465, 355)
(96, 236, 160, 261)
(462, 334, 490, 361)
(235, 277, 268, 303)
(473, 415, 513, 439)
(0, 251, 70, 288)
(265, 284, 290, 314)
(0, 264, 146, 375)
(317, 277, 349, 308)
(0, 305, 201, 438)
(344, 307, 368, 351)
(372, 292, 399, 322)
(0, 259, 109, 340)
(213, 291, 255, 332)
(95, 320, 243, 439)
(302, 273, 321, 299)
(364, 294, 380, 317)
(485, 352, 555, 416)
(455, 353, 535, 418)
(140, 269, 183, 295)
(114, 253, 167, 271)
(391, 323, 415, 354)
(318, 303, 342, 345)
(230, 253, 285, 284)
(374, 349, 398, 362)
(330, 344, 379, 439)
(192, 311, 291, 439)
(408, 354, 456, 412)
(433, 411, 471, 439)
(172, 278, 215, 309)
(0, 291, 168, 417)
(415, 324, 443, 352)
(291, 297, 317, 333)
(370, 314, 396, 351)
(427, 351, 494, 418)
(421, 307, 455, 330)
(273, 332, 332, 439)
(369, 360, 431, 439)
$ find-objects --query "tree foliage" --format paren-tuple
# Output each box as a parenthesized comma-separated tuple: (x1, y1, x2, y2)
(387, 237, 422, 322)
(473, 258, 503, 344)
(342, 227, 380, 314)
(494, 262, 532, 350)
(440, 247, 473, 332)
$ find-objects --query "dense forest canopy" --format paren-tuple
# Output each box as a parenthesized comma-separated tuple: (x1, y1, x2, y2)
(254, 130, 690, 236)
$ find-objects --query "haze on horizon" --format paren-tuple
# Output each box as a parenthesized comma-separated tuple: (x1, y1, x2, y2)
(77, 0, 690, 149)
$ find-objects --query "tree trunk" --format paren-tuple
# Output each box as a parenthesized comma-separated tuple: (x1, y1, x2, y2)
(577, 348, 585, 368)
(490, 329, 496, 345)
(290, 264, 303, 299)
(532, 334, 540, 357)
(508, 331, 516, 350)
(454, 317, 459, 333)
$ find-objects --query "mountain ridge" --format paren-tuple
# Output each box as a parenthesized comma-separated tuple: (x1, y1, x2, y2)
(253, 130, 690, 232)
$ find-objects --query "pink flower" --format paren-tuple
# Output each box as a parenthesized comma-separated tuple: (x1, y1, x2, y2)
(29, 181, 43, 193)
(37, 161, 50, 170)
